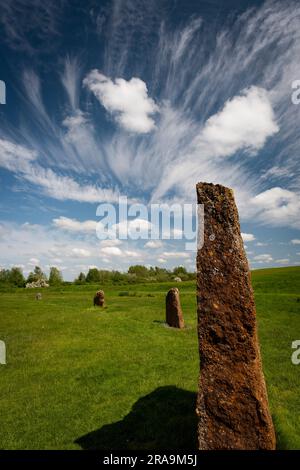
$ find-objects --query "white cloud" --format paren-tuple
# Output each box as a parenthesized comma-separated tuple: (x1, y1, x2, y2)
(83, 70, 159, 133)
(291, 239, 300, 245)
(162, 251, 190, 259)
(112, 218, 153, 238)
(0, 138, 120, 203)
(24, 165, 119, 203)
(195, 86, 279, 159)
(253, 254, 273, 263)
(0, 1, 63, 53)
(241, 233, 256, 242)
(100, 246, 139, 258)
(0, 138, 37, 172)
(100, 239, 122, 247)
(60, 56, 82, 110)
(53, 216, 97, 233)
(144, 240, 163, 249)
(28, 257, 40, 266)
(50, 258, 63, 264)
(157, 258, 167, 264)
(250, 187, 300, 229)
(151, 87, 279, 202)
(71, 248, 91, 258)
(100, 246, 122, 256)
(275, 258, 290, 264)
(62, 110, 89, 144)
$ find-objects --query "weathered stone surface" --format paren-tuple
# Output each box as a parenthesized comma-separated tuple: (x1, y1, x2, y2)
(35, 293, 42, 300)
(166, 288, 185, 329)
(26, 279, 49, 288)
(94, 290, 105, 307)
(196, 182, 275, 450)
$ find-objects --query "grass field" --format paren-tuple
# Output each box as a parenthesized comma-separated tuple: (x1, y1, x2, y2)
(0, 266, 299, 449)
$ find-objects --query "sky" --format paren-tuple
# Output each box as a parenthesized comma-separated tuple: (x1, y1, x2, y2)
(0, 0, 300, 280)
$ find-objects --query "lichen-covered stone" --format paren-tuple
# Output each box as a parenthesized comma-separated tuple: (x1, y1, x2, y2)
(196, 182, 276, 450)
(94, 290, 105, 307)
(166, 288, 185, 329)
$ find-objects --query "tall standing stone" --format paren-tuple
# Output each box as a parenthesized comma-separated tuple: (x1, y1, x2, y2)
(196, 182, 276, 450)
(166, 288, 185, 329)
(94, 290, 105, 307)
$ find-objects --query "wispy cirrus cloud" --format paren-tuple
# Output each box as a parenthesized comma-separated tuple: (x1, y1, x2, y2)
(0, 138, 120, 203)
(1, 0, 300, 234)
(0, 0, 64, 54)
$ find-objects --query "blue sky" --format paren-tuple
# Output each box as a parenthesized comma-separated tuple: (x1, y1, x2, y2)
(0, 0, 300, 280)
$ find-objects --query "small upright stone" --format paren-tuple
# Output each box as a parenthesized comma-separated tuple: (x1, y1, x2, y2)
(196, 182, 276, 450)
(35, 293, 42, 300)
(94, 290, 105, 307)
(166, 288, 185, 329)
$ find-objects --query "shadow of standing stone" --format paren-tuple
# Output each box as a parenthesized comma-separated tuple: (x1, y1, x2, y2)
(75, 386, 197, 450)
(196, 182, 276, 450)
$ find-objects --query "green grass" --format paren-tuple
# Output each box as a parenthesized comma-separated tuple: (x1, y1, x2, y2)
(0, 267, 299, 449)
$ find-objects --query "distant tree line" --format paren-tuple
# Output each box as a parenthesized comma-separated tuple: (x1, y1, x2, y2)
(0, 266, 64, 288)
(75, 265, 195, 284)
(0, 264, 195, 288)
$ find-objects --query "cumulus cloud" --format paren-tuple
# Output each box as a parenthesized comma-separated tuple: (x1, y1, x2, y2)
(253, 254, 273, 263)
(100, 246, 139, 258)
(291, 239, 300, 245)
(151, 87, 279, 202)
(195, 87, 279, 159)
(100, 246, 122, 256)
(162, 251, 190, 259)
(83, 70, 159, 133)
(53, 216, 97, 233)
(250, 187, 300, 229)
(144, 240, 163, 249)
(275, 258, 290, 264)
(100, 239, 122, 247)
(28, 257, 40, 266)
(241, 233, 256, 242)
(111, 218, 153, 238)
(71, 248, 92, 258)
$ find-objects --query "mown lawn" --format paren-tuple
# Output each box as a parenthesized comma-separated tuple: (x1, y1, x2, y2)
(0, 267, 299, 449)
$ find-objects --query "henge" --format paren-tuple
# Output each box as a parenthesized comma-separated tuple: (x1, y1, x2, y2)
(166, 287, 185, 329)
(196, 182, 276, 450)
(94, 290, 105, 307)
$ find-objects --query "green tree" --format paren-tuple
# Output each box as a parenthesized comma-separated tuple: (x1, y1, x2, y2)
(8, 267, 25, 287)
(75, 272, 86, 284)
(86, 268, 101, 283)
(0, 269, 10, 284)
(128, 265, 149, 278)
(173, 266, 189, 281)
(49, 267, 63, 286)
(27, 266, 47, 283)
(110, 270, 126, 284)
(153, 266, 171, 282)
(173, 266, 188, 276)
